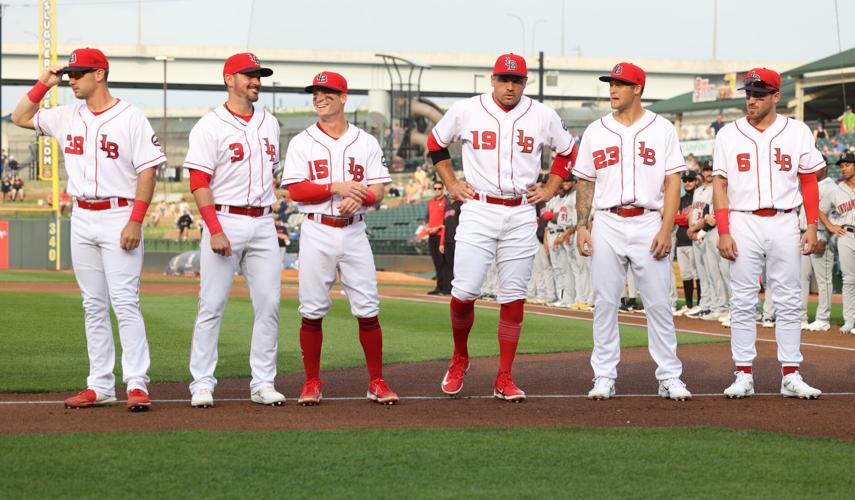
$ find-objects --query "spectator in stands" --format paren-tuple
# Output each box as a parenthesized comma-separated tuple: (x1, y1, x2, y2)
(814, 120, 829, 141)
(831, 137, 846, 157)
(427, 182, 449, 295)
(403, 179, 422, 203)
(414, 165, 429, 189)
(0, 149, 6, 179)
(839, 105, 855, 135)
(176, 208, 193, 241)
(11, 175, 25, 201)
(708, 115, 725, 137)
(387, 183, 402, 198)
(7, 156, 19, 174)
(1, 175, 11, 202)
(149, 200, 169, 227)
(178, 196, 190, 216)
(685, 153, 701, 173)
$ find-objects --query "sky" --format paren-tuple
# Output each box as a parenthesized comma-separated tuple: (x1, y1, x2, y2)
(2, 0, 854, 110)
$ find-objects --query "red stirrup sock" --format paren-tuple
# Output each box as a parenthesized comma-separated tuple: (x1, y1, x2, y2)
(358, 316, 383, 380)
(736, 366, 752, 375)
(450, 297, 475, 357)
(782, 366, 799, 376)
(299, 317, 324, 381)
(498, 299, 525, 373)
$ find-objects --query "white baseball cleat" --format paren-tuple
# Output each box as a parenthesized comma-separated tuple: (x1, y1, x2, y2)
(800, 320, 810, 330)
(717, 312, 731, 324)
(807, 320, 831, 332)
(250, 385, 286, 406)
(685, 308, 709, 319)
(781, 372, 821, 399)
(840, 322, 854, 334)
(761, 319, 775, 328)
(191, 388, 214, 408)
(658, 378, 692, 401)
(723, 371, 755, 399)
(721, 319, 731, 328)
(674, 306, 691, 316)
(700, 310, 723, 321)
(587, 377, 616, 400)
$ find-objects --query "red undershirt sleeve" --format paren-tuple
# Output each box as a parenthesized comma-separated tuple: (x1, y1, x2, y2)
(288, 180, 333, 203)
(799, 172, 819, 225)
(189, 169, 212, 192)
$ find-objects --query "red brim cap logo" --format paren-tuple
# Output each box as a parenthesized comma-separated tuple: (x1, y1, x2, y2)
(317, 73, 328, 83)
(249, 53, 260, 65)
(613, 64, 623, 75)
(68, 52, 78, 64)
(505, 57, 517, 71)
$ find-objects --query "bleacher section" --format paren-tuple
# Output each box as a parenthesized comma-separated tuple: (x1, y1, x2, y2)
(365, 201, 426, 255)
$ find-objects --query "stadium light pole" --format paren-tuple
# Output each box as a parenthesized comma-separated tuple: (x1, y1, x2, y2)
(506, 14, 526, 54)
(155, 55, 174, 181)
(531, 19, 546, 52)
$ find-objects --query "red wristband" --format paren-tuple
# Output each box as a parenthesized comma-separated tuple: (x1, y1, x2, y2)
(199, 205, 223, 236)
(715, 208, 730, 235)
(27, 81, 50, 104)
(129, 200, 149, 224)
(362, 190, 377, 206)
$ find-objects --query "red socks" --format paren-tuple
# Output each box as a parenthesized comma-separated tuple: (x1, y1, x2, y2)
(299, 317, 324, 381)
(782, 366, 799, 376)
(498, 300, 525, 373)
(450, 297, 475, 358)
(736, 366, 752, 374)
(358, 316, 383, 380)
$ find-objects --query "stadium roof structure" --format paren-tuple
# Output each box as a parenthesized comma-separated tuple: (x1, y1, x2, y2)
(647, 81, 796, 115)
(782, 47, 855, 77)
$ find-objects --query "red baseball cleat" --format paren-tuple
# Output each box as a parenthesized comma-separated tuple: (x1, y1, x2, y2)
(298, 378, 323, 406)
(493, 371, 526, 402)
(127, 389, 151, 412)
(441, 353, 470, 396)
(64, 389, 117, 409)
(367, 378, 399, 405)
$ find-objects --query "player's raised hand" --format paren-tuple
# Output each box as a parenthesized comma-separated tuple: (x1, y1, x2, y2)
(332, 181, 368, 200)
(41, 66, 64, 88)
(120, 221, 143, 251)
(800, 226, 817, 256)
(717, 233, 738, 261)
(649, 228, 672, 259)
(338, 196, 361, 216)
(210, 232, 232, 257)
(447, 180, 475, 202)
(577, 226, 593, 256)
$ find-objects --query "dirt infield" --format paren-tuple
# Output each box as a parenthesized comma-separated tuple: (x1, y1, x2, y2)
(2, 277, 854, 440)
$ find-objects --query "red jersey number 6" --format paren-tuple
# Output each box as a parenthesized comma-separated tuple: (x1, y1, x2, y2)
(736, 153, 751, 172)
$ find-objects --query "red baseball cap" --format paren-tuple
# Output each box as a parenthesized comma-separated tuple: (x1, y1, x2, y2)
(492, 53, 527, 78)
(739, 68, 781, 94)
(223, 53, 273, 77)
(599, 62, 646, 87)
(62, 48, 109, 72)
(304, 71, 348, 94)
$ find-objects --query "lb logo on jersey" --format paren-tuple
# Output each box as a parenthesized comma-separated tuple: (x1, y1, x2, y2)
(613, 64, 623, 75)
(263, 138, 277, 163)
(504, 57, 517, 71)
(316, 73, 328, 83)
(100, 134, 119, 159)
(637, 141, 656, 166)
(516, 129, 534, 154)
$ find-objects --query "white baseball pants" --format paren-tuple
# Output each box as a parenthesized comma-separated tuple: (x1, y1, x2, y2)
(692, 241, 712, 310)
(729, 211, 802, 366)
(837, 234, 855, 325)
(546, 230, 574, 305)
(703, 229, 731, 313)
(71, 204, 150, 397)
(189, 213, 281, 393)
(800, 242, 834, 323)
(590, 211, 683, 380)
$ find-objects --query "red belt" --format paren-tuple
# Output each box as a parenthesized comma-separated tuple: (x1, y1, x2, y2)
(608, 206, 646, 217)
(751, 208, 793, 217)
(75, 198, 130, 210)
(472, 193, 524, 206)
(308, 213, 363, 228)
(215, 205, 270, 217)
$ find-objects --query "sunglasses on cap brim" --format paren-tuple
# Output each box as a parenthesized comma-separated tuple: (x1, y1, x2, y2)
(64, 68, 97, 79)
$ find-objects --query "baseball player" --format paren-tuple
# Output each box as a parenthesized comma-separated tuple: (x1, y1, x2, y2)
(544, 177, 577, 307)
(281, 71, 398, 406)
(574, 62, 692, 401)
(674, 171, 699, 314)
(799, 166, 836, 331)
(11, 48, 163, 411)
(821, 152, 855, 333)
(714, 68, 824, 399)
(528, 190, 558, 305)
(685, 164, 714, 317)
(427, 53, 576, 401)
(184, 53, 285, 408)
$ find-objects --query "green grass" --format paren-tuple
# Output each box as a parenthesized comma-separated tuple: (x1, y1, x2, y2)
(0, 291, 721, 393)
(1, 427, 853, 498)
(0, 270, 200, 284)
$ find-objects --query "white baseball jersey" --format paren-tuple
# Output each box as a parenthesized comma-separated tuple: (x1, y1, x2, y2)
(281, 123, 390, 215)
(823, 181, 855, 227)
(34, 100, 164, 198)
(184, 104, 280, 207)
(546, 191, 576, 229)
(430, 94, 574, 197)
(689, 182, 713, 227)
(799, 176, 837, 231)
(713, 115, 825, 210)
(572, 110, 686, 209)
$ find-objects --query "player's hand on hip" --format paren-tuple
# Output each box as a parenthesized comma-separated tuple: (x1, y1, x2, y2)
(210, 232, 232, 257)
(526, 184, 555, 205)
(447, 181, 475, 202)
(649, 228, 672, 259)
(331, 181, 368, 200)
(337, 196, 362, 216)
(120, 221, 142, 251)
(576, 226, 593, 256)
(40, 66, 63, 88)
(801, 227, 818, 255)
(717, 233, 738, 261)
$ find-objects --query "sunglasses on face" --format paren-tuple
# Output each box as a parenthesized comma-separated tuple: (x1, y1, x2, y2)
(434, 186, 443, 190)
(66, 68, 96, 79)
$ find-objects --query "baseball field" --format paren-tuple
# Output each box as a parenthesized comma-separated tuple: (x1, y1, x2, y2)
(2, 269, 854, 498)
